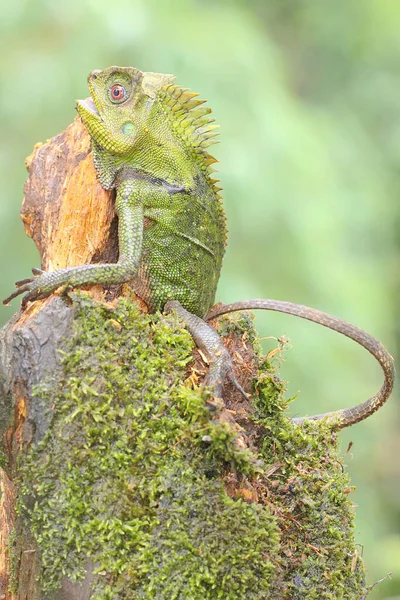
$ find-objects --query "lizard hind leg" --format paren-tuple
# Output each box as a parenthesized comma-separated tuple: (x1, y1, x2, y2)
(164, 301, 248, 402)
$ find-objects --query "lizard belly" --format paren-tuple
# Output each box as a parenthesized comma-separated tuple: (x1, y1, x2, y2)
(131, 188, 222, 317)
(135, 222, 220, 317)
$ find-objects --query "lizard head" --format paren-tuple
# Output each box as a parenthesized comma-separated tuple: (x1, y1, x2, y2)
(76, 66, 219, 189)
(76, 66, 174, 156)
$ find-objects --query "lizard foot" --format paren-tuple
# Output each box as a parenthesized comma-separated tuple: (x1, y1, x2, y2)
(204, 355, 248, 401)
(165, 300, 249, 403)
(3, 270, 60, 308)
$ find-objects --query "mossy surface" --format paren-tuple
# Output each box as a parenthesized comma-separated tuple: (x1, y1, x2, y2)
(254, 372, 366, 598)
(16, 294, 367, 599)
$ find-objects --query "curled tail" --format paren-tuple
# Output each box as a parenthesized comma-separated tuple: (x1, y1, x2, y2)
(206, 299, 395, 428)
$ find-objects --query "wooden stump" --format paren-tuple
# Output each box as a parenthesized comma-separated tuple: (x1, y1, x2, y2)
(0, 117, 116, 599)
(0, 118, 368, 600)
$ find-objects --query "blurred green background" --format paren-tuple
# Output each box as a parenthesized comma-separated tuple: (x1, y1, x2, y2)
(0, 0, 399, 597)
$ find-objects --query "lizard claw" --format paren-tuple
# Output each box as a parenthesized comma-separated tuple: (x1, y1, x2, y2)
(21, 288, 50, 309)
(3, 269, 44, 307)
(15, 277, 35, 287)
(204, 354, 249, 402)
(227, 372, 249, 401)
(3, 283, 33, 306)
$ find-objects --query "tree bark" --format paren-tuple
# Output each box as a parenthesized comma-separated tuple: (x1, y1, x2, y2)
(0, 117, 116, 599)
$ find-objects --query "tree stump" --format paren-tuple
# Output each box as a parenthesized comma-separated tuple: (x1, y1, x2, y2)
(0, 118, 369, 599)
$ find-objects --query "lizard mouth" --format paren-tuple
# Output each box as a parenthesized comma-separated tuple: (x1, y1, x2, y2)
(76, 97, 100, 116)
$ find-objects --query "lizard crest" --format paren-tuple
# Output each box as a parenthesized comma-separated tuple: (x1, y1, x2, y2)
(76, 66, 222, 198)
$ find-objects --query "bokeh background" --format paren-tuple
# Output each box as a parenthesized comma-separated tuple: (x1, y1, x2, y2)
(1, 1, 399, 597)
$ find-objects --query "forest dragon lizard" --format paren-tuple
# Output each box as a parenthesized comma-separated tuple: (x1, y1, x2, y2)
(4, 66, 395, 428)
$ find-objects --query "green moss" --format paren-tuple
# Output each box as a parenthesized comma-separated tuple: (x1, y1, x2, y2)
(0, 446, 8, 471)
(16, 295, 279, 599)
(254, 374, 366, 599)
(214, 310, 261, 349)
(15, 294, 366, 599)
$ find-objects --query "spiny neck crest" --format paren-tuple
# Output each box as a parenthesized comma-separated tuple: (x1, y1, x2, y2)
(158, 80, 226, 245)
(159, 81, 221, 180)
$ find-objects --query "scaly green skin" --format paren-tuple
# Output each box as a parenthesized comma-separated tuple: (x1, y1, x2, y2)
(5, 66, 225, 317)
(4, 66, 395, 427)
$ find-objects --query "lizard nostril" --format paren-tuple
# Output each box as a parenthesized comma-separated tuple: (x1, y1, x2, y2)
(90, 70, 101, 80)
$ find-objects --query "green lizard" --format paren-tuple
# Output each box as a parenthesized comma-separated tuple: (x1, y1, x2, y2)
(4, 66, 395, 428)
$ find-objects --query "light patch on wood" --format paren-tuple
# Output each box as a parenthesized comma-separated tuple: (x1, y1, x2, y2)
(21, 117, 115, 273)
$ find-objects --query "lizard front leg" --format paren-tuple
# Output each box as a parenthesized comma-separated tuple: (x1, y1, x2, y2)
(165, 301, 248, 401)
(3, 180, 143, 307)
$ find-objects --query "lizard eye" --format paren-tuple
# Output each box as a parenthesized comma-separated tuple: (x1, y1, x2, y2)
(109, 84, 127, 104)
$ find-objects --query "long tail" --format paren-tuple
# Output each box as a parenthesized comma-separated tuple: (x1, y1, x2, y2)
(206, 299, 395, 428)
